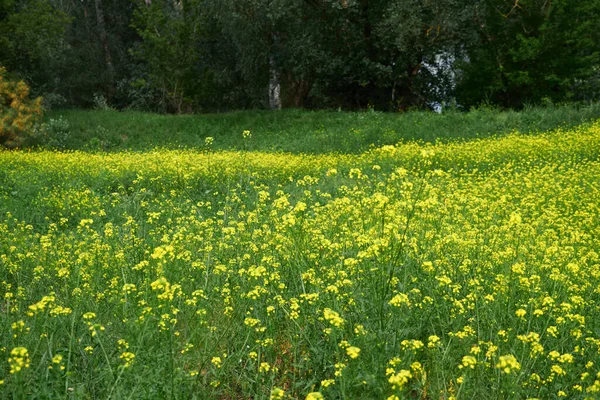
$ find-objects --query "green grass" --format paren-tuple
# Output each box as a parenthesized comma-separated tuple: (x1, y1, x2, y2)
(2, 109, 600, 398)
(48, 102, 600, 153)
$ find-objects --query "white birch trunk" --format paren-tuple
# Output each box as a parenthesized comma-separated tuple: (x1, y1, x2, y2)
(269, 54, 281, 110)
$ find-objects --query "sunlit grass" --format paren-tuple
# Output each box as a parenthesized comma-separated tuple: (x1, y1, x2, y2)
(1, 121, 600, 398)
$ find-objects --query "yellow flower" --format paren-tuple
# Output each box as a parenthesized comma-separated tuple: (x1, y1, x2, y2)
(119, 352, 135, 368)
(558, 353, 574, 364)
(551, 365, 566, 376)
(428, 335, 441, 348)
(411, 362, 422, 372)
(270, 387, 285, 400)
(496, 355, 521, 374)
(354, 324, 366, 336)
(82, 312, 96, 320)
(461, 355, 477, 369)
(259, 362, 271, 373)
(323, 308, 344, 328)
(334, 362, 346, 377)
(8, 347, 30, 374)
(346, 346, 361, 359)
(388, 369, 412, 389)
(547, 326, 559, 337)
(321, 379, 335, 387)
(389, 293, 411, 307)
(533, 309, 544, 316)
(306, 392, 324, 400)
(548, 350, 560, 360)
(211, 356, 222, 368)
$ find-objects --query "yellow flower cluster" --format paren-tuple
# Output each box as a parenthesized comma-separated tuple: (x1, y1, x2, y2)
(8, 347, 30, 374)
(1, 121, 600, 398)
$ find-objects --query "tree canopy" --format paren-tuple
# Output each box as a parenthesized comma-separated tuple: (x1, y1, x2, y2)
(0, 0, 598, 112)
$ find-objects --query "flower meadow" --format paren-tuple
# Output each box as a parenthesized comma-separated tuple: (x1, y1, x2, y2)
(1, 122, 600, 399)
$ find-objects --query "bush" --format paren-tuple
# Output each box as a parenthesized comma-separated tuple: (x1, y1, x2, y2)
(28, 116, 71, 149)
(0, 67, 43, 148)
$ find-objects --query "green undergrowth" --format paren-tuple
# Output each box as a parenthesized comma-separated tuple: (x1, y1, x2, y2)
(47, 103, 600, 153)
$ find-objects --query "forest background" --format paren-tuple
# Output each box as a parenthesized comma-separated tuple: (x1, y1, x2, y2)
(1, 0, 599, 114)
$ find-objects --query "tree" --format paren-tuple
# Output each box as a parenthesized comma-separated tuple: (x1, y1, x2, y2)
(456, 0, 600, 108)
(131, 0, 205, 113)
(45, 0, 139, 107)
(94, 0, 116, 101)
(0, 0, 70, 95)
(2, 0, 598, 111)
(0, 67, 43, 148)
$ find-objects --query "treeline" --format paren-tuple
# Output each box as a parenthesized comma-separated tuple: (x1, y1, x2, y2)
(1, 0, 599, 113)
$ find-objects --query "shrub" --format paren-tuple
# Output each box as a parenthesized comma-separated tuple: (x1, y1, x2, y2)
(0, 67, 43, 148)
(28, 116, 71, 149)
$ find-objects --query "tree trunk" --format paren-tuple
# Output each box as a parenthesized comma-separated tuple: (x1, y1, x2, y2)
(94, 0, 115, 101)
(269, 54, 281, 110)
(283, 74, 312, 108)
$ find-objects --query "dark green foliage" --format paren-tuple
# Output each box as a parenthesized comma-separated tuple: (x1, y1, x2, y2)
(131, 0, 203, 113)
(456, 0, 600, 108)
(0, 0, 598, 111)
(0, 0, 71, 94)
(211, 0, 474, 110)
(303, 0, 475, 110)
(48, 0, 139, 108)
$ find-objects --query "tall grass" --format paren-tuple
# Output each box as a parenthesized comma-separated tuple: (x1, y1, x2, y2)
(48, 102, 600, 153)
(1, 121, 600, 398)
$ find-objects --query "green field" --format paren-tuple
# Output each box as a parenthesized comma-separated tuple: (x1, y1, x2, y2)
(47, 103, 600, 153)
(1, 110, 600, 399)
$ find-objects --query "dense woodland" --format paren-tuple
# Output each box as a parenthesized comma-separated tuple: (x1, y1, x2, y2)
(1, 0, 599, 113)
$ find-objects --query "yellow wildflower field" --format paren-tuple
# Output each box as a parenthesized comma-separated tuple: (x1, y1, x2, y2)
(1, 122, 600, 398)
